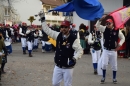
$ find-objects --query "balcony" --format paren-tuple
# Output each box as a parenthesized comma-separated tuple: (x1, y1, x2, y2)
(45, 15, 65, 21)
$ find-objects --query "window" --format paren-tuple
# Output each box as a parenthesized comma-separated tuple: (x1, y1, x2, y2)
(4, 7, 10, 16)
(46, 6, 51, 15)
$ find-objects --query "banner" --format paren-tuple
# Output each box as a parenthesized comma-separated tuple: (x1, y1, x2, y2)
(110, 6, 130, 30)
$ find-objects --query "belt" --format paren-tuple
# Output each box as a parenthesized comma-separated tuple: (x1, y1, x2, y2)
(56, 64, 73, 69)
(21, 36, 26, 38)
(104, 47, 115, 51)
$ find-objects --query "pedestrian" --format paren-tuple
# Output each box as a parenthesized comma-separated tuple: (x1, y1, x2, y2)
(39, 11, 83, 86)
(88, 26, 102, 75)
(95, 15, 125, 84)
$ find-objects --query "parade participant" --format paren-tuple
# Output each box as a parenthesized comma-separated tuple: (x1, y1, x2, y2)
(6, 25, 12, 43)
(26, 26, 36, 57)
(33, 25, 39, 52)
(69, 24, 79, 38)
(125, 26, 130, 59)
(1, 24, 9, 40)
(88, 27, 102, 75)
(19, 23, 27, 54)
(38, 11, 83, 86)
(0, 24, 4, 37)
(0, 33, 8, 76)
(95, 15, 125, 84)
(79, 29, 86, 51)
(5, 24, 12, 54)
(39, 29, 49, 53)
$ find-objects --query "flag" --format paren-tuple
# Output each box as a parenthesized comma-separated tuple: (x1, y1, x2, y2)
(110, 6, 130, 30)
(72, 0, 104, 20)
(49, 0, 104, 21)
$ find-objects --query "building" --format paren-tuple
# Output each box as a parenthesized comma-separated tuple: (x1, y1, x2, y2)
(0, 0, 66, 25)
(41, 0, 65, 25)
(0, 0, 19, 25)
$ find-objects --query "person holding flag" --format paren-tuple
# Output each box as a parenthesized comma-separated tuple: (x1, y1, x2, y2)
(95, 15, 125, 84)
(38, 10, 83, 86)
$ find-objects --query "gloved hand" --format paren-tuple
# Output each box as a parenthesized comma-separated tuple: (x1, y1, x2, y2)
(92, 49, 95, 53)
(96, 38, 100, 41)
(68, 58, 76, 66)
(38, 11, 45, 22)
(5, 37, 9, 41)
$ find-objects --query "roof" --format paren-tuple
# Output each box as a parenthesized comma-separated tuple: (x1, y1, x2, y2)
(41, 0, 64, 6)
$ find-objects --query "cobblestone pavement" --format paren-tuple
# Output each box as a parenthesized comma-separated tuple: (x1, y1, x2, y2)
(0, 43, 130, 86)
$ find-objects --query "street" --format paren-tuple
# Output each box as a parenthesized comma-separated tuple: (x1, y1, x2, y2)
(1, 43, 130, 86)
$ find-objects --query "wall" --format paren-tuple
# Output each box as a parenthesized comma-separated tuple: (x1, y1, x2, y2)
(13, 0, 43, 25)
(73, 12, 89, 31)
(99, 0, 123, 13)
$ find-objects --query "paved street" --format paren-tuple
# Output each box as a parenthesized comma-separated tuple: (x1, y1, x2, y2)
(1, 43, 130, 86)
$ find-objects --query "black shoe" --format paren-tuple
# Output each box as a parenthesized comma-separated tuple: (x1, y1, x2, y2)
(23, 51, 26, 54)
(101, 78, 105, 84)
(1, 70, 6, 74)
(94, 70, 97, 75)
(113, 79, 117, 84)
(29, 54, 33, 57)
(1, 71, 6, 74)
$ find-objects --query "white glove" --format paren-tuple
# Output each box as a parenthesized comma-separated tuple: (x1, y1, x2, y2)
(38, 11, 45, 22)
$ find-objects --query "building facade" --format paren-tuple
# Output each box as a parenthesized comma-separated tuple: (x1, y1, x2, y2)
(0, 0, 19, 25)
(41, 0, 65, 25)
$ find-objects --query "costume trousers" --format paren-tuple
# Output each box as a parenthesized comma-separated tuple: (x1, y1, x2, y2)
(90, 48, 101, 63)
(21, 38, 27, 47)
(27, 41, 33, 50)
(101, 49, 117, 71)
(52, 66, 73, 86)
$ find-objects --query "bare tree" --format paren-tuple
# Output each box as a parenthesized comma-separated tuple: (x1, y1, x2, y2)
(0, 0, 24, 23)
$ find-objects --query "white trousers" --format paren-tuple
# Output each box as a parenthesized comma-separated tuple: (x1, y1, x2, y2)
(42, 41, 46, 46)
(101, 49, 117, 71)
(9, 38, 12, 43)
(21, 38, 27, 47)
(27, 41, 33, 50)
(90, 48, 101, 63)
(52, 66, 73, 86)
(34, 38, 38, 46)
